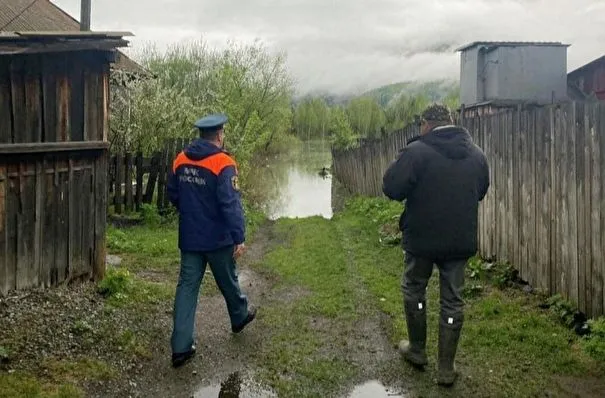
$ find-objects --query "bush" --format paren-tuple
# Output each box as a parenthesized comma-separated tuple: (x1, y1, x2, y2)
(582, 317, 605, 362)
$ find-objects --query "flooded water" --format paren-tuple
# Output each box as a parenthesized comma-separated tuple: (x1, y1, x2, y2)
(250, 140, 333, 220)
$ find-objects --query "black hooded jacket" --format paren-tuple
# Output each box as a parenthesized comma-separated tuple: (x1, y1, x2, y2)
(382, 125, 490, 260)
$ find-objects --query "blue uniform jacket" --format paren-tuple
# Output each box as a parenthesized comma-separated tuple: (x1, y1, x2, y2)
(167, 139, 245, 252)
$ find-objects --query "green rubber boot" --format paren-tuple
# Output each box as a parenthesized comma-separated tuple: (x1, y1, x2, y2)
(437, 319, 462, 387)
(398, 300, 428, 369)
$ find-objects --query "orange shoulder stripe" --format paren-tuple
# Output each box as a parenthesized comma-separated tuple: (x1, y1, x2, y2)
(172, 151, 237, 175)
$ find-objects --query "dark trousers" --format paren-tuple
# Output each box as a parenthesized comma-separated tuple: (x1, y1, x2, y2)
(402, 252, 467, 328)
(171, 245, 249, 355)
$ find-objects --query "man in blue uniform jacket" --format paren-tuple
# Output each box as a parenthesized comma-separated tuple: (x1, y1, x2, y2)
(167, 113, 256, 368)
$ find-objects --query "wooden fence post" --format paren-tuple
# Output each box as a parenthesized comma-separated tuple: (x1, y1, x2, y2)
(114, 154, 123, 214)
(135, 151, 144, 211)
(124, 152, 133, 213)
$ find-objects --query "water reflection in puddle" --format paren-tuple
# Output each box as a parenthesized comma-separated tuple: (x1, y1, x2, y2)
(194, 372, 276, 397)
(348, 380, 407, 398)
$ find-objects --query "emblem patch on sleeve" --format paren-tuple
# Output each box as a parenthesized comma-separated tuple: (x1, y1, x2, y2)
(231, 175, 240, 191)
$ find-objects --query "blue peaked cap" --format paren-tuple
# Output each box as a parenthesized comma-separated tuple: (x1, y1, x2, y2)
(194, 113, 228, 130)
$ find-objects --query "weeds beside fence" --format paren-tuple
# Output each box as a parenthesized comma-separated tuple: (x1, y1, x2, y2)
(332, 101, 605, 318)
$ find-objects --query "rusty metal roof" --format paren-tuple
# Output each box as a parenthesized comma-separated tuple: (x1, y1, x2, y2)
(0, 0, 147, 75)
(568, 55, 605, 76)
(456, 41, 570, 52)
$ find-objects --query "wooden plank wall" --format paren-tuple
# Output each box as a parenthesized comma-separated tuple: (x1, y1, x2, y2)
(0, 51, 110, 296)
(331, 102, 605, 318)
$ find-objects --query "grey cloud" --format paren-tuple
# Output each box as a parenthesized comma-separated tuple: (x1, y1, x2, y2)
(54, 0, 605, 95)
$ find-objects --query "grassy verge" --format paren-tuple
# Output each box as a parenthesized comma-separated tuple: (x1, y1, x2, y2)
(333, 196, 605, 397)
(3, 198, 604, 397)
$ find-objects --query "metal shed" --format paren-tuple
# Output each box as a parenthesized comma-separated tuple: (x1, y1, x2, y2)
(0, 31, 130, 295)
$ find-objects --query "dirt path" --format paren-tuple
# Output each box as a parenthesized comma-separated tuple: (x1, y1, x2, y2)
(89, 222, 278, 398)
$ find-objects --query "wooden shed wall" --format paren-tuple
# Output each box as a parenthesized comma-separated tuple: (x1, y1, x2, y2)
(0, 50, 110, 296)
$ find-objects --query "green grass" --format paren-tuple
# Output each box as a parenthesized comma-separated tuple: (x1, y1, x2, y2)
(333, 196, 604, 397)
(253, 218, 360, 396)
(7, 196, 603, 397)
(0, 358, 114, 398)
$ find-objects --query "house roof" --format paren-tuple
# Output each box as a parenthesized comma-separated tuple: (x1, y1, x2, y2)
(568, 55, 605, 77)
(456, 41, 570, 52)
(0, 31, 131, 55)
(0, 0, 148, 75)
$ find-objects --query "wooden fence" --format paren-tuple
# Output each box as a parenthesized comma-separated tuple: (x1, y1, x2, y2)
(108, 138, 193, 214)
(332, 101, 605, 318)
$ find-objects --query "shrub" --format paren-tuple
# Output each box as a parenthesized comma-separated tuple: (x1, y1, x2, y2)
(97, 268, 133, 299)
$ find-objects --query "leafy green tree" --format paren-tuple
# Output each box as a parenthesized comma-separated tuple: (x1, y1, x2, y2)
(345, 96, 386, 139)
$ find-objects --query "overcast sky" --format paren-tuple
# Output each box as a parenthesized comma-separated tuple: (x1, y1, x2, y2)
(53, 0, 605, 95)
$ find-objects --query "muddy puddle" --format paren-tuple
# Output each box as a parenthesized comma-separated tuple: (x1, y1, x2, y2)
(348, 380, 407, 397)
(194, 371, 276, 397)
(195, 373, 405, 398)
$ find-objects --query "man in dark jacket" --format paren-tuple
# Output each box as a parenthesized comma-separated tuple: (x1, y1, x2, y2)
(167, 113, 256, 368)
(382, 104, 489, 386)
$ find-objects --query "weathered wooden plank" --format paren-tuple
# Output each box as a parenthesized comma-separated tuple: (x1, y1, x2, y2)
(554, 106, 565, 298)
(67, 159, 76, 281)
(505, 111, 513, 264)
(0, 58, 13, 144)
(585, 102, 598, 317)
(0, 164, 8, 295)
(56, 55, 71, 142)
(144, 153, 160, 204)
(69, 60, 85, 141)
(93, 152, 108, 281)
(576, 102, 588, 314)
(81, 165, 93, 280)
(135, 151, 144, 212)
(531, 109, 539, 287)
(537, 107, 551, 293)
(41, 58, 58, 142)
(24, 56, 43, 143)
(10, 58, 27, 144)
(114, 154, 124, 214)
(34, 160, 43, 289)
(594, 103, 605, 313)
(54, 163, 69, 285)
(43, 158, 56, 287)
(124, 152, 134, 212)
(4, 164, 18, 294)
(158, 139, 172, 211)
(16, 162, 36, 289)
(568, 103, 579, 307)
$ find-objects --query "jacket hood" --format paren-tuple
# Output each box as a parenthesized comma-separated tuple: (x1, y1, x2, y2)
(183, 138, 223, 161)
(419, 125, 473, 160)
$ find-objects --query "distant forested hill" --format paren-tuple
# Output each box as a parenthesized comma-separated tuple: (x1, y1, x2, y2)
(362, 79, 460, 107)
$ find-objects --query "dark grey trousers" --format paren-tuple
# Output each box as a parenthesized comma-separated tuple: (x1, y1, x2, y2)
(401, 252, 468, 328)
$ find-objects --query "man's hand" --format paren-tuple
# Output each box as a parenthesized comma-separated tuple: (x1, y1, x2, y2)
(234, 244, 246, 259)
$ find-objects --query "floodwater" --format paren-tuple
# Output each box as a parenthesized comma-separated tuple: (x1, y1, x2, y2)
(250, 140, 333, 220)
(194, 374, 405, 398)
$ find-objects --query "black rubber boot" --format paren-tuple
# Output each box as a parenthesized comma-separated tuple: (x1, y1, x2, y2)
(232, 306, 257, 334)
(171, 345, 196, 368)
(398, 300, 428, 369)
(437, 318, 462, 386)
